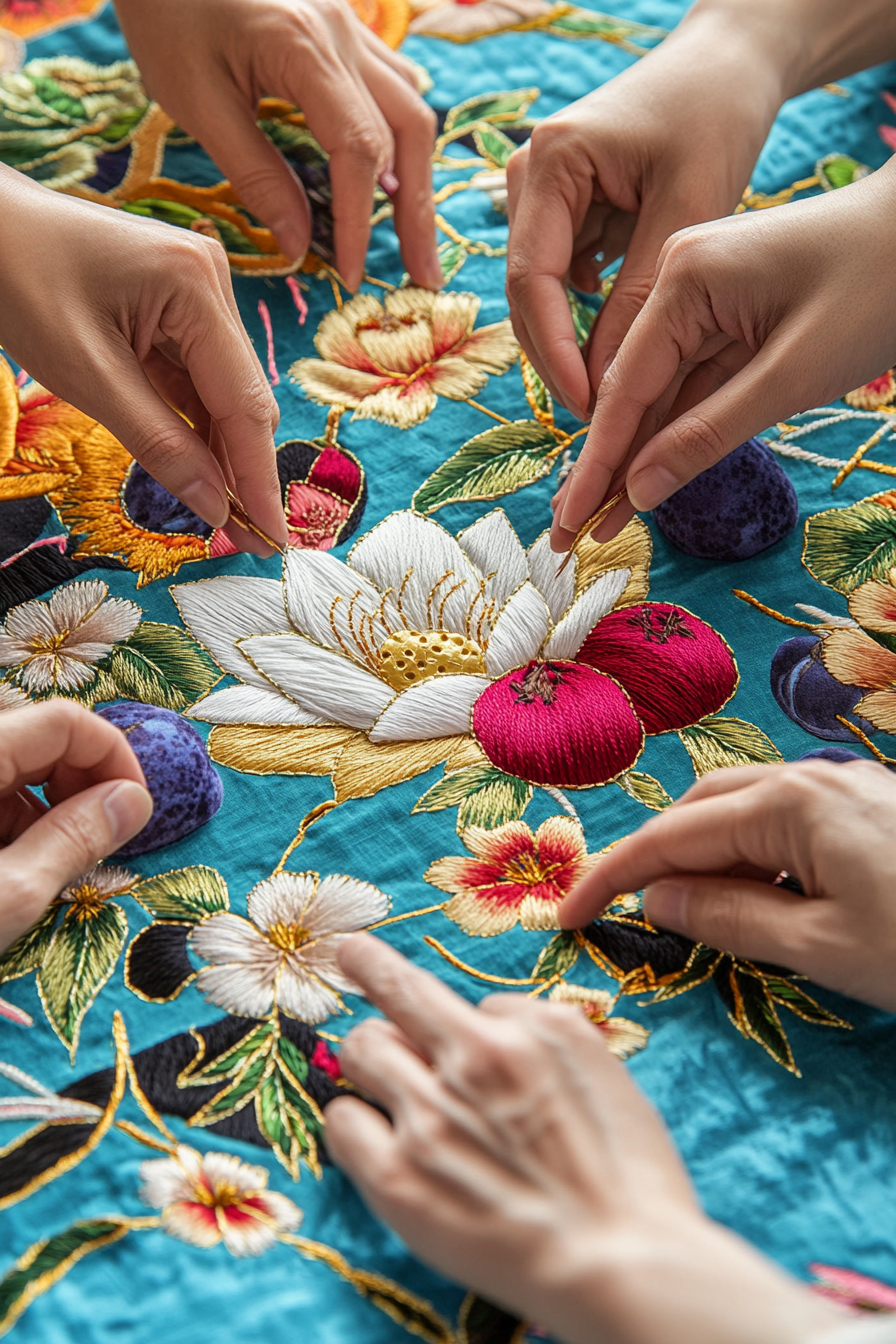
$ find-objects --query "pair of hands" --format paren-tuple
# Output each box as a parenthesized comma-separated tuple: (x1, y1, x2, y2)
(0, 0, 439, 552)
(505, 0, 896, 547)
(329, 758, 896, 1344)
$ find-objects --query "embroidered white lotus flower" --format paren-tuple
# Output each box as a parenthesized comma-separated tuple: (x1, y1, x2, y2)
(190, 871, 390, 1023)
(139, 1145, 302, 1256)
(0, 579, 140, 693)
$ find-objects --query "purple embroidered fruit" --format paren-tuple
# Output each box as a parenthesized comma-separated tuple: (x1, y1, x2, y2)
(472, 660, 644, 788)
(653, 438, 799, 561)
(577, 603, 738, 734)
(97, 701, 223, 856)
(770, 636, 876, 742)
(798, 746, 862, 763)
(123, 463, 212, 537)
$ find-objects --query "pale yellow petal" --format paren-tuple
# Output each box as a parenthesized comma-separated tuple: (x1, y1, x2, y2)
(427, 355, 491, 402)
(332, 733, 466, 801)
(821, 628, 896, 691)
(443, 891, 519, 937)
(314, 294, 384, 365)
(289, 358, 386, 408)
(429, 291, 480, 352)
(349, 379, 438, 429)
(848, 581, 896, 634)
(207, 723, 358, 775)
(854, 690, 896, 735)
(455, 320, 519, 374)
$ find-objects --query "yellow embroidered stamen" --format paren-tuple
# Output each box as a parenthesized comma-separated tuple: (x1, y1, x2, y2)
(502, 854, 561, 886)
(65, 882, 107, 919)
(328, 595, 360, 667)
(266, 921, 311, 953)
(436, 578, 468, 629)
(426, 569, 454, 627)
(396, 568, 414, 628)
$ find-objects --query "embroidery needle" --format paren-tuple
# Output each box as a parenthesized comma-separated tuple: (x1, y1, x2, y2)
(556, 488, 629, 575)
(224, 487, 287, 556)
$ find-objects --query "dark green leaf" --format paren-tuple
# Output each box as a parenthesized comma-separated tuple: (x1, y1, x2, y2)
(443, 89, 538, 135)
(180, 1021, 273, 1087)
(472, 125, 516, 168)
(278, 1036, 311, 1084)
(615, 771, 673, 810)
(803, 498, 896, 594)
(0, 1220, 131, 1335)
(195, 1050, 271, 1122)
(0, 904, 61, 984)
(532, 931, 579, 981)
(131, 866, 229, 921)
(651, 944, 721, 1002)
(412, 421, 557, 514)
(679, 716, 783, 776)
(36, 904, 127, 1060)
(457, 1292, 526, 1344)
(763, 976, 852, 1028)
(730, 969, 796, 1073)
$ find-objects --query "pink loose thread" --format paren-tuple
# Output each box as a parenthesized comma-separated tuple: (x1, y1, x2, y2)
(257, 299, 280, 386)
(286, 274, 308, 326)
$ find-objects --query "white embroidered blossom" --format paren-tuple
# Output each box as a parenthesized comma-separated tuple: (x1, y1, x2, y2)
(0, 580, 140, 693)
(140, 1146, 301, 1257)
(59, 865, 136, 913)
(0, 684, 30, 712)
(190, 871, 390, 1023)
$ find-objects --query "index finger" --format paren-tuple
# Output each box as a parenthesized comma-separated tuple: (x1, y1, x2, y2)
(0, 701, 146, 801)
(338, 933, 480, 1060)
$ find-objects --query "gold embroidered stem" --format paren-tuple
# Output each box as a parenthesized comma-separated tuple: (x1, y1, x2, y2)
(836, 716, 896, 764)
(319, 265, 345, 310)
(546, 425, 589, 458)
(368, 903, 447, 930)
(527, 974, 562, 998)
(225, 488, 286, 556)
(732, 590, 827, 629)
(362, 273, 396, 290)
(831, 421, 892, 488)
(464, 398, 511, 425)
(423, 935, 542, 985)
(273, 799, 339, 875)
(324, 406, 345, 445)
(435, 213, 506, 257)
(557, 487, 629, 574)
(114, 1119, 177, 1154)
(432, 179, 474, 205)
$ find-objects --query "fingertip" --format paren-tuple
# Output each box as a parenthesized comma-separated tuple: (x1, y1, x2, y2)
(178, 478, 230, 531)
(336, 930, 379, 977)
(102, 779, 154, 851)
(643, 880, 689, 934)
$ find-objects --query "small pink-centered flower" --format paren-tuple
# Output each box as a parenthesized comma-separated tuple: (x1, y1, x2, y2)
(289, 287, 519, 430)
(425, 815, 596, 936)
(139, 1146, 302, 1257)
(844, 370, 896, 410)
(547, 983, 649, 1060)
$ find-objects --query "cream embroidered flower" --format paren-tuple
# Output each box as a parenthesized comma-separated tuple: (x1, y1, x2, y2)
(289, 287, 519, 430)
(59, 864, 136, 913)
(0, 684, 29, 712)
(0, 579, 140, 693)
(190, 871, 390, 1023)
(547, 983, 650, 1060)
(408, 0, 554, 39)
(139, 1145, 302, 1257)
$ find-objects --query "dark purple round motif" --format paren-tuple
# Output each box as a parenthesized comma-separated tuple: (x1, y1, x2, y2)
(123, 463, 213, 538)
(771, 635, 877, 742)
(97, 702, 223, 856)
(653, 438, 799, 561)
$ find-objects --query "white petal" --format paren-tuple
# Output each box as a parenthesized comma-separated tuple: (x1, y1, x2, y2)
(543, 568, 631, 660)
(68, 596, 140, 650)
(296, 939, 361, 995)
(187, 684, 324, 726)
(349, 511, 483, 638)
(172, 576, 290, 689)
(304, 874, 391, 936)
(194, 961, 278, 1018)
(0, 1098, 102, 1121)
(45, 579, 108, 630)
(457, 509, 527, 609)
(0, 646, 29, 672)
(0, 686, 29, 713)
(484, 582, 551, 677)
(369, 673, 489, 742)
(162, 1202, 222, 1250)
(247, 872, 318, 931)
(528, 531, 575, 622)
(276, 962, 345, 1022)
(139, 1154, 197, 1209)
(221, 1214, 278, 1258)
(190, 912, 274, 965)
(240, 633, 392, 730)
(284, 546, 385, 657)
(202, 1150, 268, 1197)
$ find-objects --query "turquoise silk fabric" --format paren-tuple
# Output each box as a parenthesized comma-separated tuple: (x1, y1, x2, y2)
(1, 2, 896, 1340)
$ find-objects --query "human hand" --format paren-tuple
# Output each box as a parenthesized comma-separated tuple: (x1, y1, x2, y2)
(114, 0, 442, 292)
(561, 759, 896, 1014)
(0, 167, 286, 555)
(0, 701, 152, 951)
(548, 158, 896, 550)
(326, 935, 839, 1344)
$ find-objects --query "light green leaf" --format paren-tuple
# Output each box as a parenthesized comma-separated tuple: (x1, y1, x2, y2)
(678, 716, 783, 777)
(131, 866, 229, 921)
(0, 904, 61, 985)
(803, 497, 896, 594)
(438, 240, 467, 283)
(817, 152, 869, 191)
(278, 1036, 311, 1084)
(615, 771, 673, 811)
(532, 931, 579, 981)
(414, 765, 531, 827)
(412, 421, 557, 513)
(36, 904, 128, 1060)
(0, 1220, 132, 1336)
(567, 289, 600, 345)
(456, 1292, 525, 1344)
(520, 352, 553, 426)
(472, 124, 516, 168)
(443, 88, 538, 135)
(544, 6, 665, 49)
(180, 1021, 273, 1087)
(108, 622, 220, 710)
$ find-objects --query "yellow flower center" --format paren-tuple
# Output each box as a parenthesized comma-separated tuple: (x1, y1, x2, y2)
(195, 1178, 242, 1209)
(29, 630, 69, 658)
(378, 629, 485, 691)
(66, 883, 106, 919)
(503, 854, 561, 887)
(266, 921, 311, 952)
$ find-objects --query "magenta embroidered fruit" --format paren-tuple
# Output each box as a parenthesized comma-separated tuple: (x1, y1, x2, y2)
(98, 701, 223, 856)
(472, 660, 644, 788)
(577, 603, 737, 734)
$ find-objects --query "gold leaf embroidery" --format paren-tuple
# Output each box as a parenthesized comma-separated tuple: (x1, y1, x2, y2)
(574, 514, 652, 607)
(332, 734, 476, 801)
(207, 724, 358, 776)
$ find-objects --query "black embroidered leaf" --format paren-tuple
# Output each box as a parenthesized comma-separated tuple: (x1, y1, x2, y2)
(581, 915, 694, 990)
(412, 422, 558, 514)
(0, 1123, 97, 1208)
(711, 959, 737, 1015)
(0, 1219, 131, 1335)
(124, 922, 194, 1002)
(457, 1293, 526, 1344)
(131, 866, 229, 921)
(106, 621, 219, 710)
(532, 931, 579, 981)
(0, 903, 61, 984)
(0, 544, 123, 620)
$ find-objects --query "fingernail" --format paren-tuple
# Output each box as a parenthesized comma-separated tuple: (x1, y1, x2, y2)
(627, 464, 681, 512)
(602, 351, 617, 378)
(424, 254, 444, 291)
(379, 170, 400, 196)
(644, 881, 689, 933)
(103, 781, 153, 849)
(270, 219, 307, 264)
(179, 479, 229, 530)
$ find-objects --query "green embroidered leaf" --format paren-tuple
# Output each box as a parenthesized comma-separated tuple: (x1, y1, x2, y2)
(0, 1220, 131, 1336)
(412, 421, 557, 514)
(567, 289, 600, 345)
(256, 1045, 325, 1179)
(180, 1021, 273, 1087)
(0, 904, 61, 985)
(650, 944, 720, 1002)
(472, 124, 516, 168)
(730, 968, 796, 1073)
(615, 770, 673, 811)
(278, 1036, 311, 1084)
(544, 6, 665, 50)
(36, 904, 128, 1060)
(763, 977, 852, 1029)
(678, 716, 783, 776)
(457, 1292, 525, 1344)
(107, 622, 219, 710)
(532, 931, 579, 981)
(438, 240, 467, 283)
(817, 152, 869, 191)
(803, 498, 896, 594)
(131, 866, 229, 921)
(121, 198, 206, 228)
(193, 1049, 272, 1123)
(443, 88, 538, 135)
(520, 352, 553, 426)
(413, 765, 532, 827)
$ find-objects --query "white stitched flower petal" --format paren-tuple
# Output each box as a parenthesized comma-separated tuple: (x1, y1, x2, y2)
(220, 1213, 279, 1258)
(543, 568, 631, 660)
(172, 577, 290, 688)
(240, 633, 392, 730)
(69, 596, 140, 650)
(283, 548, 384, 656)
(45, 579, 107, 630)
(247, 872, 318, 931)
(484, 582, 551, 677)
(190, 912, 274, 965)
(457, 509, 527, 609)
(187, 684, 324, 726)
(162, 1202, 222, 1250)
(296, 939, 360, 995)
(369, 673, 489, 742)
(304, 875, 390, 937)
(194, 962, 277, 1018)
(139, 1155, 198, 1210)
(528, 531, 575, 622)
(202, 1150, 269, 1197)
(349, 511, 482, 638)
(276, 964, 344, 1023)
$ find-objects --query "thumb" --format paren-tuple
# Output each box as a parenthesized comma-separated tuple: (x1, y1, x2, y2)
(643, 875, 810, 969)
(0, 779, 153, 947)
